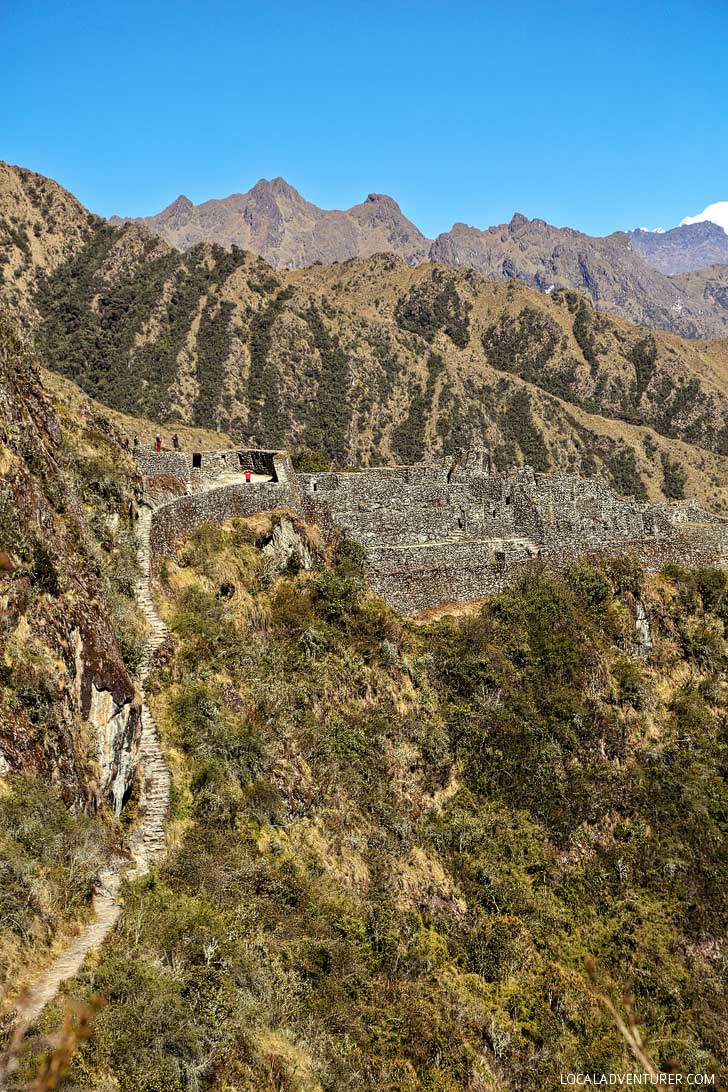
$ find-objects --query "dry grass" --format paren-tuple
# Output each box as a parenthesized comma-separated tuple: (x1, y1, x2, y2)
(41, 368, 235, 452)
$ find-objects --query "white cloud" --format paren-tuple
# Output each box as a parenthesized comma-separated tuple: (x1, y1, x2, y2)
(680, 201, 728, 233)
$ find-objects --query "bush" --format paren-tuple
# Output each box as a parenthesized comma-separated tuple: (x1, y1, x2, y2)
(660, 452, 687, 499)
(291, 447, 332, 473)
(32, 539, 60, 596)
(568, 561, 613, 613)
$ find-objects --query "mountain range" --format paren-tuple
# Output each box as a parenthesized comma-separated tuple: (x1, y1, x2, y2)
(6, 160, 728, 516)
(5, 161, 728, 512)
(112, 178, 431, 269)
(4, 161, 728, 339)
(115, 180, 728, 277)
(107, 174, 728, 340)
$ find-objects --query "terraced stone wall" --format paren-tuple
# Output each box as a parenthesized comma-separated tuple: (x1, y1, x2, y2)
(141, 450, 728, 614)
(193, 448, 282, 478)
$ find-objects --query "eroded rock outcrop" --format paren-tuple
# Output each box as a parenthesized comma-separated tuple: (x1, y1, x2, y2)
(0, 315, 141, 812)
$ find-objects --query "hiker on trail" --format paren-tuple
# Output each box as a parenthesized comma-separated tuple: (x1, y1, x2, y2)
(244, 469, 252, 484)
(172, 433, 179, 451)
(133, 434, 139, 450)
(155, 435, 162, 453)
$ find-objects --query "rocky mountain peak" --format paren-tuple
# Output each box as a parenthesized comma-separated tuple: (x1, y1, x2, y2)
(250, 176, 303, 202)
(365, 192, 398, 208)
(151, 193, 195, 231)
(630, 218, 728, 274)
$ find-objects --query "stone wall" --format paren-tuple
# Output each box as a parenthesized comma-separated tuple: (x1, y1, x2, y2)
(143, 449, 728, 615)
(367, 539, 513, 613)
(133, 448, 190, 482)
(193, 448, 281, 478)
(134, 447, 287, 486)
(368, 530, 727, 615)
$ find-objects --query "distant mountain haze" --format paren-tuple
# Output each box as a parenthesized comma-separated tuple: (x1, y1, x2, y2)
(630, 221, 728, 275)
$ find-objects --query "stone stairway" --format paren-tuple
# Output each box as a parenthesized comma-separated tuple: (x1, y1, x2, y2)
(127, 506, 171, 876)
(1, 507, 171, 1074)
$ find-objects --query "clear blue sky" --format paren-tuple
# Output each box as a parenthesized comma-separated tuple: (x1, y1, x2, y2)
(2, 0, 727, 238)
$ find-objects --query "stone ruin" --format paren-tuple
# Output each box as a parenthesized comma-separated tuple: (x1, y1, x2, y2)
(135, 445, 728, 615)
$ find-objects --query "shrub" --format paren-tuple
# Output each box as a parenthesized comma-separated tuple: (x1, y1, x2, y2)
(660, 452, 687, 499)
(32, 539, 60, 596)
(567, 561, 613, 613)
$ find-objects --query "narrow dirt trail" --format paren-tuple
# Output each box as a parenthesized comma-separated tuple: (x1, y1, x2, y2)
(0, 507, 171, 1074)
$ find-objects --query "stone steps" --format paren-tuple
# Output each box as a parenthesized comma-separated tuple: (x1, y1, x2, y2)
(129, 508, 171, 878)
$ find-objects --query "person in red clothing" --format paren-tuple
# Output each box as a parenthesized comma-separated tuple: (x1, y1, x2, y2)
(155, 434, 161, 453)
(244, 469, 252, 483)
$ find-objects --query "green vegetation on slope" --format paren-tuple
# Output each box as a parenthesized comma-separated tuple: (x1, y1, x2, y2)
(20, 518, 725, 1092)
(31, 226, 728, 511)
(0, 778, 116, 1004)
(35, 227, 249, 421)
(6, 161, 728, 505)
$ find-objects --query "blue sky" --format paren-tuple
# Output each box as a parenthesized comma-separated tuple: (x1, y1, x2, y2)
(2, 0, 727, 238)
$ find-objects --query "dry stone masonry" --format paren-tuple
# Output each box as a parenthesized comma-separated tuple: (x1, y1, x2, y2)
(136, 445, 728, 615)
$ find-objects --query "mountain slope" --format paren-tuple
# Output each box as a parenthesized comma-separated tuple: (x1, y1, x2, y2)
(671, 263, 728, 320)
(45, 514, 728, 1090)
(31, 219, 728, 512)
(112, 178, 431, 269)
(630, 221, 728, 275)
(429, 215, 728, 339)
(0, 312, 149, 1004)
(0, 161, 98, 328)
(0, 313, 143, 809)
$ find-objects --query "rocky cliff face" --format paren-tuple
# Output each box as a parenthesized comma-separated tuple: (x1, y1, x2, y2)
(0, 314, 142, 813)
(429, 214, 728, 340)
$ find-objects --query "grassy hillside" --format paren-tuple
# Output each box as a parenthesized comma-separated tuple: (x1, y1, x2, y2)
(12, 514, 725, 1091)
(41, 368, 235, 452)
(32, 221, 728, 510)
